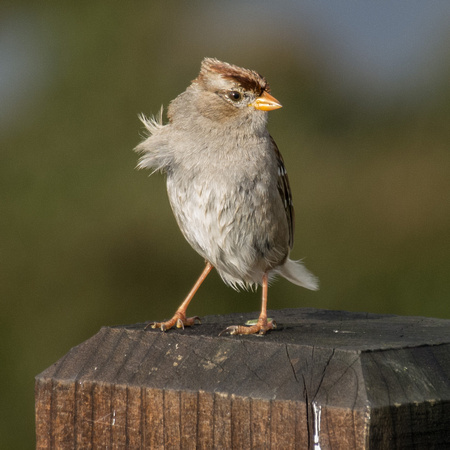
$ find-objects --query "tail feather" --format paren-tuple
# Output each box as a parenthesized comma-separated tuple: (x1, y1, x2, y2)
(277, 259, 319, 291)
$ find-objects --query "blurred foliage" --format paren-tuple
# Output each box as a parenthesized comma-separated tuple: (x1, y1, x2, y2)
(1, 2, 450, 447)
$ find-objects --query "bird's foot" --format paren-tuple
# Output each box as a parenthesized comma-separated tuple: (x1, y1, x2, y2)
(144, 312, 201, 332)
(219, 317, 276, 336)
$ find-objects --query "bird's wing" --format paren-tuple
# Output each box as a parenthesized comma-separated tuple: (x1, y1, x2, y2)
(270, 135, 295, 249)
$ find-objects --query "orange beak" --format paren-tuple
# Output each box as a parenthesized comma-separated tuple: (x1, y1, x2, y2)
(250, 91, 282, 111)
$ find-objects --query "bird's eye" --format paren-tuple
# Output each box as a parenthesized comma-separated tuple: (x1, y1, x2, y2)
(228, 91, 242, 102)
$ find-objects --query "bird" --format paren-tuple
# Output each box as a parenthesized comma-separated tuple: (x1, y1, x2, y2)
(134, 57, 318, 335)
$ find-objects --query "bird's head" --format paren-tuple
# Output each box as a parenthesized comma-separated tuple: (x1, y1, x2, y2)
(169, 58, 282, 130)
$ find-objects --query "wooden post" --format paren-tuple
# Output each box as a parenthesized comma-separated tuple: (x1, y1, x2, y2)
(35, 308, 450, 449)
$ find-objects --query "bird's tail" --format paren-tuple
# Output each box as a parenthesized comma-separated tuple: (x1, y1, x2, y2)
(277, 258, 319, 291)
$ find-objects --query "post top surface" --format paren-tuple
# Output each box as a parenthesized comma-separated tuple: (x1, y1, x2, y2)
(122, 308, 450, 351)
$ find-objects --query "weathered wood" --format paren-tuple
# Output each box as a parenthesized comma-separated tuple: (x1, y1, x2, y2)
(35, 308, 450, 449)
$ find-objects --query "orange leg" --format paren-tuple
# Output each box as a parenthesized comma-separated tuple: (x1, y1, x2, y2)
(146, 262, 213, 331)
(220, 272, 276, 336)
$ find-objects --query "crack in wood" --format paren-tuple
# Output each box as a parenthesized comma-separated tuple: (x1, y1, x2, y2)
(312, 348, 335, 403)
(302, 373, 312, 449)
(285, 344, 300, 384)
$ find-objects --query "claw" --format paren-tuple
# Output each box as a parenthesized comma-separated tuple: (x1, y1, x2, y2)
(219, 326, 239, 336)
(191, 316, 202, 325)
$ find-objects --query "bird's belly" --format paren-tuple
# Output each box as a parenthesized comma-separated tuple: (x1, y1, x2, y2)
(166, 174, 288, 288)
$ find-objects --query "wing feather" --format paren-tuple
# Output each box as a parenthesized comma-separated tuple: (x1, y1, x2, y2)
(270, 135, 295, 249)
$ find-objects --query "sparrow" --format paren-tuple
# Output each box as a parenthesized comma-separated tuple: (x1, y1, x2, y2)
(135, 58, 318, 335)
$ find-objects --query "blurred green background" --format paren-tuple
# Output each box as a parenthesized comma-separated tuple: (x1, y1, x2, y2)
(1, 1, 450, 447)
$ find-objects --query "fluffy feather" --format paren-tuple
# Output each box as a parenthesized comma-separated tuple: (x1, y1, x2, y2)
(277, 259, 319, 290)
(134, 107, 172, 174)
